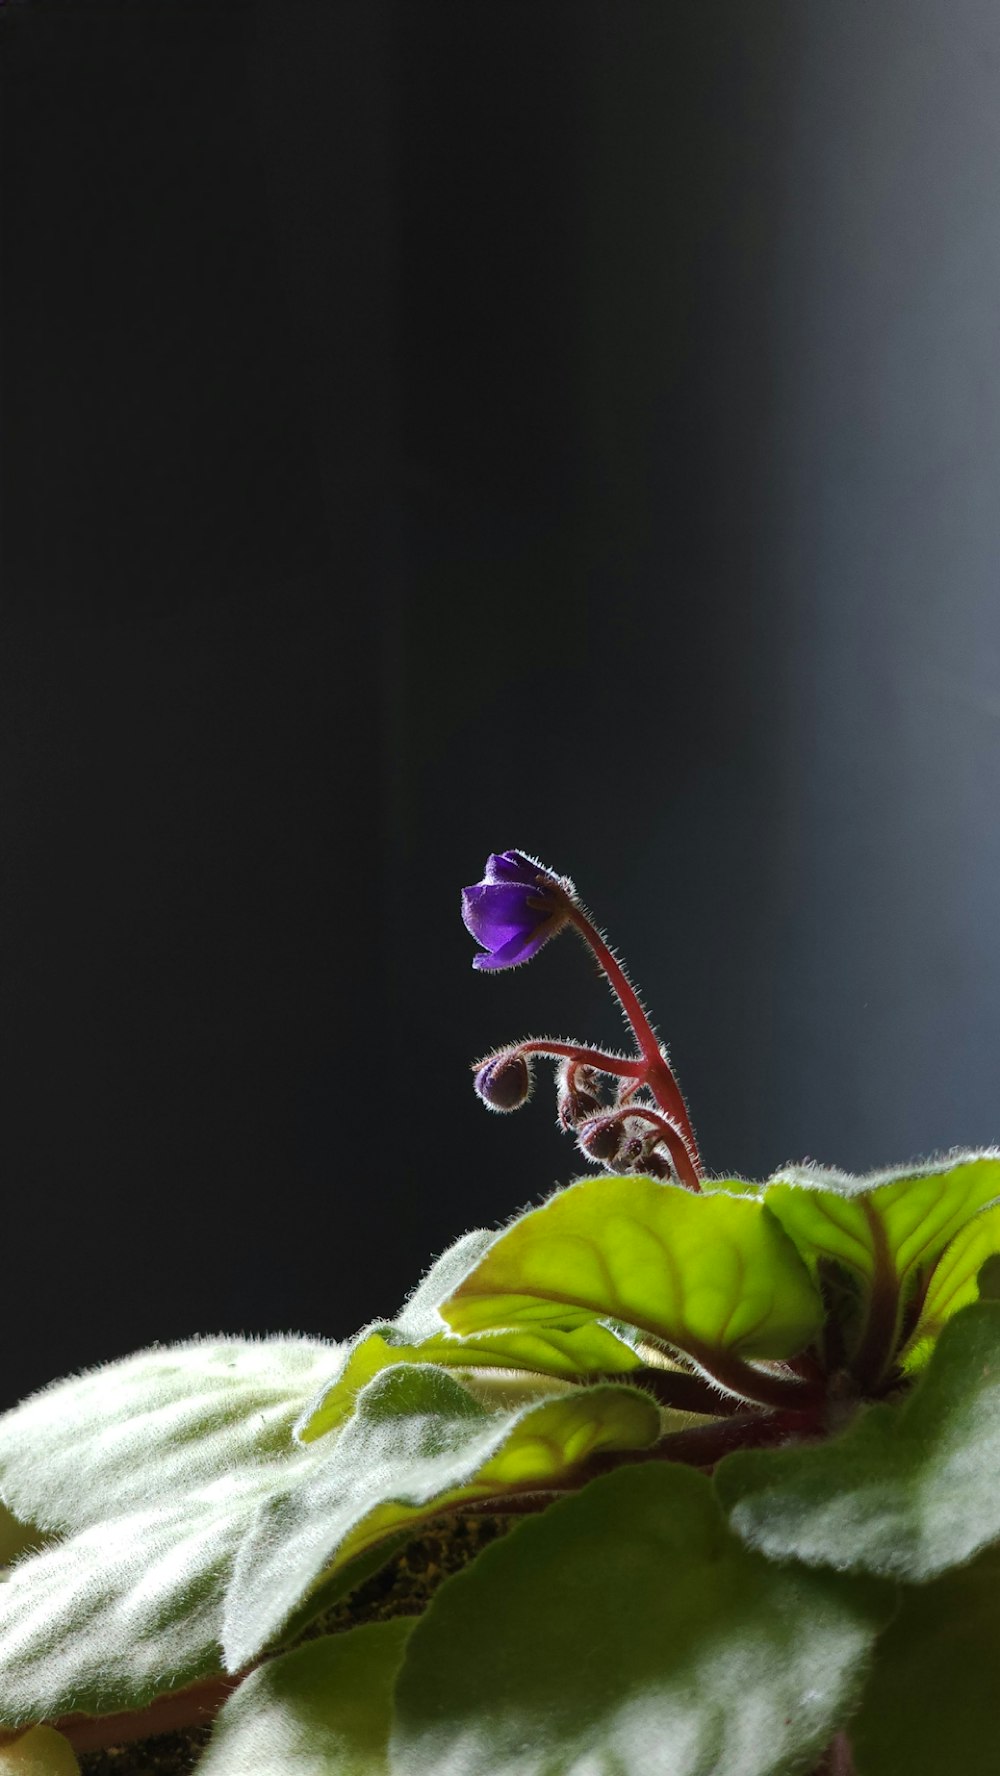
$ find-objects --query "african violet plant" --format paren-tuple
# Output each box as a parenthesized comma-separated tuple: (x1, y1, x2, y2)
(2, 854, 1000, 1774)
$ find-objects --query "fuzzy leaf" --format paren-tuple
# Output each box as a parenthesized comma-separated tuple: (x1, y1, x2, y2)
(0, 1337, 340, 1532)
(297, 1322, 639, 1442)
(0, 1452, 317, 1725)
(440, 1174, 821, 1362)
(901, 1202, 1000, 1369)
(394, 1231, 499, 1340)
(390, 1463, 890, 1776)
(0, 1339, 343, 1725)
(851, 1543, 1000, 1776)
(764, 1152, 1000, 1295)
(716, 1300, 1000, 1581)
(199, 1621, 413, 1776)
(224, 1364, 660, 1672)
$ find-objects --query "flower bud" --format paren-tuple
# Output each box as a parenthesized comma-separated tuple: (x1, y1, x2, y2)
(621, 1135, 651, 1169)
(557, 1063, 602, 1131)
(577, 1114, 628, 1163)
(473, 1051, 532, 1112)
(642, 1147, 674, 1180)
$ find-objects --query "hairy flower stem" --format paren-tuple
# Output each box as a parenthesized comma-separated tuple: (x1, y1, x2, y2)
(514, 1039, 645, 1079)
(567, 905, 702, 1184)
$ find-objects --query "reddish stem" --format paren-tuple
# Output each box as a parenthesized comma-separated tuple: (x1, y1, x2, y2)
(813, 1732, 857, 1775)
(53, 1675, 240, 1753)
(593, 1101, 701, 1193)
(627, 1365, 748, 1416)
(512, 1038, 645, 1079)
(567, 905, 701, 1171)
(464, 1406, 825, 1510)
(691, 1346, 826, 1414)
(851, 1202, 899, 1392)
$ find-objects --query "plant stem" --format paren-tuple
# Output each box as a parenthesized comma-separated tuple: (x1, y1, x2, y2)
(567, 905, 701, 1172)
(601, 1102, 701, 1192)
(513, 1038, 645, 1078)
(639, 1407, 824, 1467)
(691, 1347, 826, 1413)
(813, 1731, 857, 1775)
(54, 1676, 240, 1754)
(467, 1408, 824, 1517)
(628, 1365, 750, 1416)
(851, 1202, 899, 1392)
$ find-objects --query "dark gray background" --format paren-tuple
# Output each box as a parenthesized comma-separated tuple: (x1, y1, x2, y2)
(4, 2, 1000, 1403)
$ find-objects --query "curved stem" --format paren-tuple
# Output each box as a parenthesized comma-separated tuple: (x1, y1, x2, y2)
(566, 907, 661, 1066)
(512, 1038, 645, 1079)
(602, 1102, 701, 1193)
(627, 1365, 748, 1416)
(691, 1347, 825, 1413)
(567, 906, 701, 1169)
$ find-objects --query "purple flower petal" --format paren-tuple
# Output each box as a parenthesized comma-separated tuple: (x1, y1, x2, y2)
(461, 883, 543, 947)
(471, 925, 557, 970)
(482, 851, 542, 886)
(462, 849, 574, 970)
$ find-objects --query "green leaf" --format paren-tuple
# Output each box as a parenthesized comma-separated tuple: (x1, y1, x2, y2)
(901, 1201, 1000, 1369)
(394, 1231, 500, 1340)
(297, 1322, 640, 1442)
(199, 1620, 413, 1776)
(390, 1463, 890, 1776)
(440, 1174, 822, 1363)
(0, 1339, 341, 1724)
(851, 1543, 1000, 1776)
(0, 1450, 318, 1725)
(224, 1364, 661, 1672)
(0, 1337, 340, 1532)
(763, 1152, 1000, 1297)
(716, 1300, 1000, 1581)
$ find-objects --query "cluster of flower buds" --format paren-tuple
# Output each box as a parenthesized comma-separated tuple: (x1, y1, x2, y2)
(462, 850, 703, 1191)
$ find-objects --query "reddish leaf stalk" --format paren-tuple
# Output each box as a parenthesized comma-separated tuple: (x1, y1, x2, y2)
(851, 1202, 899, 1392)
(53, 1675, 241, 1754)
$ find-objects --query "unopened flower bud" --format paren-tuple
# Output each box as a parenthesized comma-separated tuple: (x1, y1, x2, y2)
(557, 1063, 602, 1131)
(621, 1135, 648, 1168)
(577, 1114, 627, 1163)
(643, 1147, 674, 1180)
(473, 1051, 532, 1112)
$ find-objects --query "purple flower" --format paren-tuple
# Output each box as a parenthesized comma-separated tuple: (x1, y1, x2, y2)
(461, 850, 574, 971)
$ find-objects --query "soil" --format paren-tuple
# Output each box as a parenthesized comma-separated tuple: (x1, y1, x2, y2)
(78, 1728, 213, 1776)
